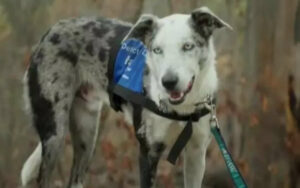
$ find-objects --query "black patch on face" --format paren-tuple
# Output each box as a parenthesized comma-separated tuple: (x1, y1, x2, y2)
(82, 22, 96, 30)
(98, 47, 107, 62)
(85, 41, 94, 56)
(49, 33, 61, 45)
(57, 50, 78, 66)
(28, 52, 56, 142)
(190, 10, 224, 40)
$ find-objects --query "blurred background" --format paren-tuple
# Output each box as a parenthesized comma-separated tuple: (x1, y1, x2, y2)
(0, 0, 299, 187)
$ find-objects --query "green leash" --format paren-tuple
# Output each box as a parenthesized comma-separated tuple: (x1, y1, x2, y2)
(209, 108, 248, 188)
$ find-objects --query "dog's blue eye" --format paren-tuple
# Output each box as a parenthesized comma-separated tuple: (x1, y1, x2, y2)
(153, 47, 163, 54)
(183, 43, 195, 51)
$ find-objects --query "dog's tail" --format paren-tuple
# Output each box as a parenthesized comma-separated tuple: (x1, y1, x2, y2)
(21, 143, 42, 186)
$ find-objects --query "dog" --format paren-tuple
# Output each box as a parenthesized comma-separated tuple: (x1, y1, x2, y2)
(21, 7, 231, 188)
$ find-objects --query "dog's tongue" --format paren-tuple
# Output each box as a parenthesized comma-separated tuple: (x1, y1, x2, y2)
(170, 91, 182, 99)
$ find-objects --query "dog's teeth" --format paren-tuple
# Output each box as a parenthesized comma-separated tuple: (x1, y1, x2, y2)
(170, 92, 181, 99)
(170, 92, 184, 101)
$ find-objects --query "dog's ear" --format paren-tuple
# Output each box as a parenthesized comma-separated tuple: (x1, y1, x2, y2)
(123, 14, 158, 43)
(190, 7, 232, 38)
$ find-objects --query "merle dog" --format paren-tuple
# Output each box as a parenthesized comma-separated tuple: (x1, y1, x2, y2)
(21, 7, 231, 188)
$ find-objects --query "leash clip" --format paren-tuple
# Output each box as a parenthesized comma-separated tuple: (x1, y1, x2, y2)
(205, 94, 219, 129)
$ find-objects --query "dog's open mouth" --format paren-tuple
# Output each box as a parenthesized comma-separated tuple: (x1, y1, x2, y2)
(168, 76, 195, 105)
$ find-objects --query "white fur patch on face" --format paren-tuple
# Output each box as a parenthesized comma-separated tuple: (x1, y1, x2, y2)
(146, 14, 217, 112)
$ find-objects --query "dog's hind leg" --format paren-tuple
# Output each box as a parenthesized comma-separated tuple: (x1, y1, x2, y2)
(35, 82, 75, 188)
(22, 50, 77, 188)
(183, 116, 211, 188)
(67, 86, 103, 188)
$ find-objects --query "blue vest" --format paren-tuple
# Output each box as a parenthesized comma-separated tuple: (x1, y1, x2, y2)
(113, 39, 147, 93)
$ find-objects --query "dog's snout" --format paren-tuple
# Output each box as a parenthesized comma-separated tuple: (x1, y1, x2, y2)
(162, 72, 178, 91)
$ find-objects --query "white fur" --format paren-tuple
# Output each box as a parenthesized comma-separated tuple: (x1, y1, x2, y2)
(147, 14, 218, 114)
(21, 142, 42, 186)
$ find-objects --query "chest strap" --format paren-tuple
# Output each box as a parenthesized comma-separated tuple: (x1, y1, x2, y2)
(108, 84, 211, 164)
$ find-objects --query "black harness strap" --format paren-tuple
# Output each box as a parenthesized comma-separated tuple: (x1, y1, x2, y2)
(109, 84, 210, 120)
(108, 84, 211, 164)
(167, 120, 193, 164)
(106, 39, 212, 164)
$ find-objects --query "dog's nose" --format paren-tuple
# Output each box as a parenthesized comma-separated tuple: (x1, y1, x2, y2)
(162, 72, 178, 91)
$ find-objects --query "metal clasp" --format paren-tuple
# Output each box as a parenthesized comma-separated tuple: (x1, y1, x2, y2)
(205, 95, 219, 129)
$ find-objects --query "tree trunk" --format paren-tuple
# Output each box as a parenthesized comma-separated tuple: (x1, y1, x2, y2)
(241, 0, 299, 187)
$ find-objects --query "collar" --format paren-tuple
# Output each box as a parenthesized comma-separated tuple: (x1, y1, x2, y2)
(109, 84, 213, 122)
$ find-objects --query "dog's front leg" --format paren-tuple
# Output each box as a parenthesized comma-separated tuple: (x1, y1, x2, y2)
(184, 116, 211, 188)
(139, 142, 165, 188)
(136, 113, 170, 188)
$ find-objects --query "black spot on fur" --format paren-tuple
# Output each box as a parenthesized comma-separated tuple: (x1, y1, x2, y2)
(85, 41, 94, 56)
(190, 10, 224, 39)
(57, 50, 78, 66)
(74, 174, 79, 184)
(63, 93, 68, 99)
(127, 17, 155, 42)
(54, 93, 60, 103)
(49, 33, 61, 44)
(28, 52, 56, 142)
(98, 47, 107, 62)
(75, 42, 81, 49)
(154, 142, 165, 154)
(63, 104, 68, 111)
(82, 22, 96, 30)
(73, 31, 80, 35)
(51, 59, 57, 65)
(36, 48, 44, 61)
(52, 73, 59, 84)
(92, 26, 109, 38)
(80, 143, 86, 151)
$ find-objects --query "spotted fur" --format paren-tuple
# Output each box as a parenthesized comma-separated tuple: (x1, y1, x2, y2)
(21, 7, 231, 188)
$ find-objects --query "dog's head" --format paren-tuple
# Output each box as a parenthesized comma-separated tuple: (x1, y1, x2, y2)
(125, 7, 231, 111)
